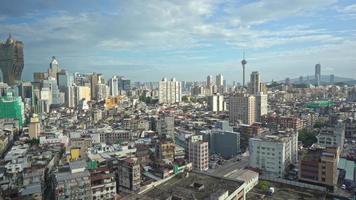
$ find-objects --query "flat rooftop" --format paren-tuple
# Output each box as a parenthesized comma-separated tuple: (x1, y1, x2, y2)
(135, 172, 244, 200)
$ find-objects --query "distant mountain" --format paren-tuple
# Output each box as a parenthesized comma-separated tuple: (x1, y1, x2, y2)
(281, 75, 356, 85)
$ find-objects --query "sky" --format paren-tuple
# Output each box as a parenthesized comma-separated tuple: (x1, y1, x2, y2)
(1, 0, 356, 83)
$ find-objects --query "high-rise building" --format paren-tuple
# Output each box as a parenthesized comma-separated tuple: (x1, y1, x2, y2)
(90, 73, 103, 100)
(299, 76, 304, 84)
(75, 85, 91, 104)
(48, 56, 61, 79)
(315, 63, 321, 86)
(158, 77, 182, 104)
(156, 113, 175, 141)
(57, 70, 74, 91)
(207, 75, 213, 87)
(229, 93, 256, 125)
(207, 94, 224, 112)
(249, 130, 298, 177)
(0, 92, 25, 128)
(249, 71, 260, 95)
(0, 34, 24, 85)
(118, 77, 131, 91)
(108, 76, 119, 97)
(29, 114, 41, 139)
(188, 135, 209, 171)
(255, 92, 268, 122)
(95, 83, 109, 101)
(216, 74, 223, 87)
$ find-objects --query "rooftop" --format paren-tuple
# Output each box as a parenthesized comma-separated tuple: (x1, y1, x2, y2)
(141, 172, 244, 200)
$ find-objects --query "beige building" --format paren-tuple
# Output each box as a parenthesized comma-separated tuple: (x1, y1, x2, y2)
(29, 114, 41, 139)
(229, 93, 256, 125)
(188, 135, 209, 171)
(158, 77, 181, 104)
(75, 85, 91, 103)
(299, 147, 339, 190)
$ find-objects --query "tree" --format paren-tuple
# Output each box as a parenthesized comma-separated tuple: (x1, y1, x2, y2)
(258, 180, 270, 190)
(298, 129, 317, 147)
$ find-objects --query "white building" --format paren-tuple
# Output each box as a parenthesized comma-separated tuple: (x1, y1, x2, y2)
(95, 83, 109, 101)
(255, 92, 268, 122)
(158, 77, 182, 104)
(249, 130, 298, 177)
(207, 94, 225, 112)
(316, 120, 345, 150)
(108, 76, 119, 97)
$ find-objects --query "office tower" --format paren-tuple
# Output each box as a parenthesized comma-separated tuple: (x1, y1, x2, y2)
(249, 71, 260, 94)
(156, 114, 175, 141)
(255, 92, 268, 122)
(48, 56, 61, 79)
(158, 77, 182, 104)
(29, 114, 41, 139)
(0, 92, 25, 128)
(299, 147, 339, 190)
(229, 93, 256, 125)
(330, 74, 335, 84)
(95, 83, 109, 101)
(90, 73, 103, 100)
(215, 74, 223, 86)
(207, 94, 224, 112)
(241, 51, 247, 88)
(75, 85, 91, 104)
(108, 76, 119, 97)
(118, 77, 131, 91)
(188, 135, 209, 171)
(52, 160, 92, 200)
(0, 34, 24, 85)
(249, 130, 298, 177)
(285, 77, 291, 85)
(57, 70, 74, 90)
(207, 75, 213, 86)
(48, 77, 63, 105)
(315, 63, 321, 86)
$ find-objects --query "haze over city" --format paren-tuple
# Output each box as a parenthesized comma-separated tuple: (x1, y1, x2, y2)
(1, 0, 356, 82)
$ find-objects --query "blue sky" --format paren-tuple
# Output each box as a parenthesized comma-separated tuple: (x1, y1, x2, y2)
(1, 0, 356, 83)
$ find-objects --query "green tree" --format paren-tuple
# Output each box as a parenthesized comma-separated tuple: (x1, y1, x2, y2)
(298, 129, 317, 147)
(258, 180, 270, 190)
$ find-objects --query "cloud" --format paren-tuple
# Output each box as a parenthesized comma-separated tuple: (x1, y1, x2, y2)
(0, 0, 355, 82)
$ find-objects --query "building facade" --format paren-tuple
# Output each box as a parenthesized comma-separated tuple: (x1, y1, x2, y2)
(158, 77, 182, 104)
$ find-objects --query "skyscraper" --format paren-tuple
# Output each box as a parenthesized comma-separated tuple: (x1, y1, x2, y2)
(215, 74, 223, 86)
(315, 63, 321, 86)
(108, 76, 119, 97)
(48, 56, 61, 79)
(249, 71, 260, 95)
(229, 93, 256, 125)
(330, 74, 335, 84)
(158, 77, 182, 104)
(207, 75, 213, 87)
(0, 34, 24, 85)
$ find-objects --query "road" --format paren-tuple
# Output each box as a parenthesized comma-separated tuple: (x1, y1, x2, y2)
(207, 155, 249, 177)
